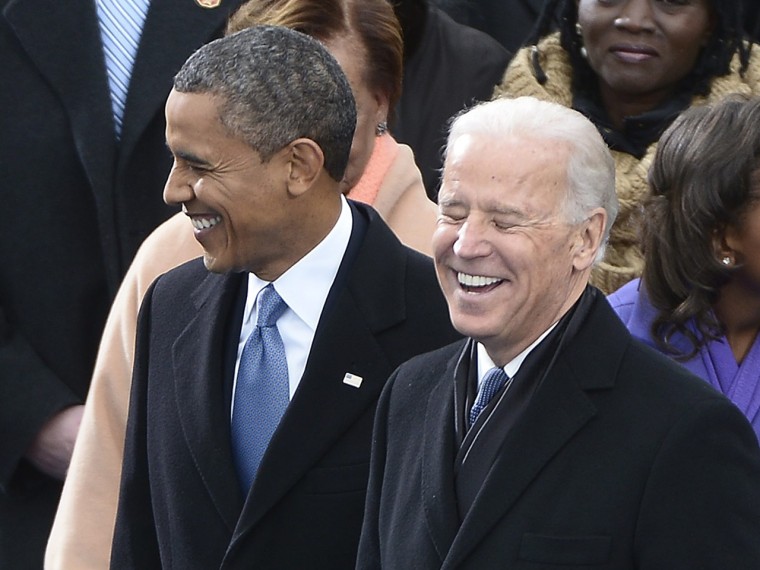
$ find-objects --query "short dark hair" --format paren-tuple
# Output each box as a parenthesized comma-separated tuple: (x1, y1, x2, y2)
(529, 0, 750, 98)
(643, 95, 760, 358)
(173, 25, 356, 181)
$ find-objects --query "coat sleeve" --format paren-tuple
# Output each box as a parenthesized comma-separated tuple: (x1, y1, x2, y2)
(635, 395, 760, 568)
(0, 304, 81, 490)
(355, 368, 397, 570)
(109, 280, 162, 569)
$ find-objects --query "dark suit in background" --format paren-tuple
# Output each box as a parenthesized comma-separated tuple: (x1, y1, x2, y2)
(432, 0, 544, 53)
(111, 204, 459, 569)
(744, 0, 760, 42)
(0, 0, 243, 566)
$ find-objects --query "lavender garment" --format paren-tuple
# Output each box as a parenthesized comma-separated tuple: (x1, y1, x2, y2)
(608, 279, 760, 441)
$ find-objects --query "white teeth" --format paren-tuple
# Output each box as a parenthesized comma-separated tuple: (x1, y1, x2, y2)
(190, 216, 222, 230)
(458, 272, 502, 288)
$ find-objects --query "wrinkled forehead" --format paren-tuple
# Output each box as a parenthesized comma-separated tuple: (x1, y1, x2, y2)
(441, 133, 571, 205)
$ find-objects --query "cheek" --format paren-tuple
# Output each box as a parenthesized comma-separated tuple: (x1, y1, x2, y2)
(672, 29, 708, 68)
(576, 3, 602, 39)
(344, 133, 375, 188)
(432, 224, 458, 261)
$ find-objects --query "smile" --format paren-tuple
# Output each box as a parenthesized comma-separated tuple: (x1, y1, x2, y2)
(610, 44, 658, 64)
(457, 272, 503, 288)
(190, 215, 222, 230)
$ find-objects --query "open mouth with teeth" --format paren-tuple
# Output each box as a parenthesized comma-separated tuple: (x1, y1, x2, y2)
(190, 215, 222, 231)
(457, 271, 503, 293)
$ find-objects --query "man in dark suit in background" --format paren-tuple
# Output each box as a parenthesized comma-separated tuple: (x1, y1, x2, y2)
(392, 0, 510, 199)
(432, 0, 543, 53)
(110, 25, 458, 569)
(357, 96, 760, 569)
(0, 0, 243, 566)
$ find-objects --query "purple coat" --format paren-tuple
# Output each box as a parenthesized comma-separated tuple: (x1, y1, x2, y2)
(608, 279, 760, 441)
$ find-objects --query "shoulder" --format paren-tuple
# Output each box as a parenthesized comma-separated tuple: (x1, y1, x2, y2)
(703, 42, 760, 102)
(386, 339, 467, 395)
(426, 5, 510, 68)
(494, 33, 573, 106)
(575, 302, 736, 437)
(144, 258, 225, 311)
(606, 278, 642, 323)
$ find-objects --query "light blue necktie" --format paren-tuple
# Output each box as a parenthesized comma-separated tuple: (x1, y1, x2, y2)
(469, 366, 509, 428)
(231, 285, 290, 491)
(95, 0, 149, 137)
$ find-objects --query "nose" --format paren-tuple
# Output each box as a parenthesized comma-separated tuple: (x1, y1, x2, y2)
(452, 220, 492, 259)
(163, 160, 195, 206)
(613, 0, 655, 33)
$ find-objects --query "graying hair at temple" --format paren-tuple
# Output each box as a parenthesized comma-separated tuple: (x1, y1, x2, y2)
(173, 25, 357, 182)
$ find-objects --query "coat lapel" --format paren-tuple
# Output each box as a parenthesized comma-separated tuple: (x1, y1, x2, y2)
(118, 0, 242, 159)
(442, 363, 597, 568)
(421, 345, 467, 563)
(442, 295, 625, 569)
(172, 270, 245, 532)
(5, 0, 116, 217)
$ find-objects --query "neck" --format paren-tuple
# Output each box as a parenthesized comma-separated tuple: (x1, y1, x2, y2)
(597, 81, 674, 130)
(253, 191, 343, 282)
(486, 281, 587, 367)
(714, 279, 760, 363)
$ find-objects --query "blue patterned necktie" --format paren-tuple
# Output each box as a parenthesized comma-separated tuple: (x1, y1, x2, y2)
(231, 284, 290, 491)
(95, 0, 150, 138)
(469, 366, 509, 428)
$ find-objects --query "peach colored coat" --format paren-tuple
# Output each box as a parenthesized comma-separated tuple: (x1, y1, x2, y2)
(44, 135, 436, 569)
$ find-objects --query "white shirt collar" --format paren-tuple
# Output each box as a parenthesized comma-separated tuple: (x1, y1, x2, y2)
(477, 321, 559, 384)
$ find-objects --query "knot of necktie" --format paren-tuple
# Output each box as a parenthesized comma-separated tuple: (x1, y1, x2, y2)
(257, 284, 287, 327)
(469, 366, 509, 428)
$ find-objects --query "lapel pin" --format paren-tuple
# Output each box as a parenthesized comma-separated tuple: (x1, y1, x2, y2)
(195, 0, 221, 8)
(342, 373, 363, 388)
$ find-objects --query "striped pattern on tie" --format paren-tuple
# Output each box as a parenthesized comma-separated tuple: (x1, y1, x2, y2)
(95, 0, 149, 137)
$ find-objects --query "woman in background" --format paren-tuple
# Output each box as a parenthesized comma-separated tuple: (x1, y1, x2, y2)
(45, 1, 436, 568)
(495, 0, 759, 293)
(608, 96, 760, 440)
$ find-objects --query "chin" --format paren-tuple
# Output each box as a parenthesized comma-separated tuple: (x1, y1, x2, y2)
(449, 311, 495, 340)
(202, 253, 227, 274)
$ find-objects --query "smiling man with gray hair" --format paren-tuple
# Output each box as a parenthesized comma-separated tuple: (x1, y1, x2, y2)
(357, 96, 760, 569)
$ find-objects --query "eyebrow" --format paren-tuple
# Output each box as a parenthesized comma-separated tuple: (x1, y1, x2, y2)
(439, 198, 529, 220)
(166, 143, 213, 168)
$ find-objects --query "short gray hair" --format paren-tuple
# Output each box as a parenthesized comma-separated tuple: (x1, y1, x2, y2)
(446, 96, 618, 261)
(173, 25, 356, 181)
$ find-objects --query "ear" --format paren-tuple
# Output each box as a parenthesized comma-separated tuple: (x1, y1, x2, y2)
(284, 138, 325, 197)
(374, 91, 390, 129)
(713, 226, 738, 266)
(572, 208, 607, 271)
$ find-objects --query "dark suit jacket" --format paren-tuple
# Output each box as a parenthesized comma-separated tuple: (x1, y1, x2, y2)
(434, 0, 544, 54)
(393, 5, 510, 198)
(0, 0, 243, 565)
(358, 290, 760, 569)
(110, 203, 460, 569)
